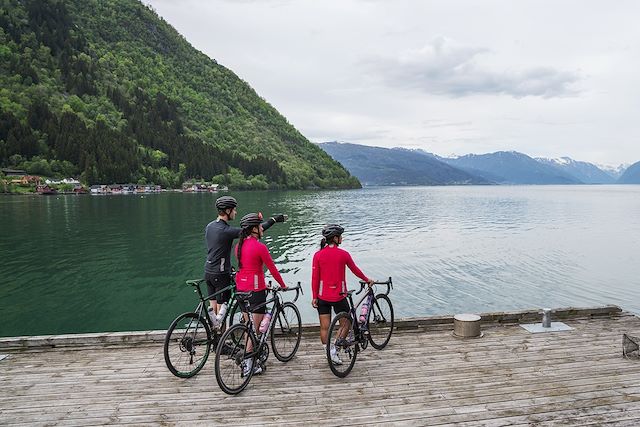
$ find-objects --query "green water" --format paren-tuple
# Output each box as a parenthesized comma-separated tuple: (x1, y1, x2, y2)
(2, 186, 640, 337)
(0, 191, 308, 337)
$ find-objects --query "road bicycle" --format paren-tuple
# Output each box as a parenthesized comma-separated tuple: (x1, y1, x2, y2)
(326, 278, 394, 378)
(163, 277, 244, 378)
(214, 283, 303, 395)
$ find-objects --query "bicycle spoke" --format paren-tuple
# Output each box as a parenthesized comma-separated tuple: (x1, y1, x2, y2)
(271, 302, 302, 362)
(164, 313, 212, 378)
(368, 294, 394, 350)
(327, 312, 357, 377)
(215, 323, 254, 394)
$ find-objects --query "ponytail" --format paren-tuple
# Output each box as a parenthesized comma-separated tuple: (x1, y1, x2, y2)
(320, 236, 339, 249)
(236, 228, 253, 269)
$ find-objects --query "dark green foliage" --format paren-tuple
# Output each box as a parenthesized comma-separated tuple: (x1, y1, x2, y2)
(0, 0, 360, 189)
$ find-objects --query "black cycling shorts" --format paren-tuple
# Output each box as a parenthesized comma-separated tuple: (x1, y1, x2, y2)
(316, 298, 350, 316)
(205, 273, 231, 304)
(240, 289, 268, 314)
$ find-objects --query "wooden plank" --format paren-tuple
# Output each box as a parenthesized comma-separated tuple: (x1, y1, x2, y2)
(1, 311, 639, 426)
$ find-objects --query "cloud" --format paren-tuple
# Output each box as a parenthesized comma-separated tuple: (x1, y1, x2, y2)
(364, 36, 580, 98)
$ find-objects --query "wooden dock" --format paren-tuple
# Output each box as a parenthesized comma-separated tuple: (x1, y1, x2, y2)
(1, 306, 640, 426)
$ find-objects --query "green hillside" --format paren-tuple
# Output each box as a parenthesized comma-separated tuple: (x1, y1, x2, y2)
(0, 0, 360, 189)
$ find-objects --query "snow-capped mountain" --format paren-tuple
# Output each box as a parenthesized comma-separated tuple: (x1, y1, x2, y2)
(439, 151, 581, 184)
(596, 163, 629, 180)
(618, 161, 640, 184)
(535, 157, 615, 184)
(318, 142, 637, 186)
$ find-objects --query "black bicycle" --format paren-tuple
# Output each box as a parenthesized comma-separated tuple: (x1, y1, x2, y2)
(326, 278, 394, 378)
(163, 278, 244, 378)
(214, 283, 303, 395)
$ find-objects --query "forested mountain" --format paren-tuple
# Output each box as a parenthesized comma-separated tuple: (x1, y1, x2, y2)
(441, 151, 581, 184)
(0, 0, 360, 189)
(617, 161, 640, 184)
(535, 157, 615, 184)
(318, 142, 489, 185)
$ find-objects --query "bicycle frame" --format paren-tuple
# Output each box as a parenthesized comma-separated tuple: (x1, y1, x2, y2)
(238, 283, 302, 360)
(187, 277, 238, 329)
(344, 278, 394, 345)
(343, 289, 369, 343)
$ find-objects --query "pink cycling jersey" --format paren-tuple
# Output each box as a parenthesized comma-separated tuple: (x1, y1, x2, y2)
(234, 236, 286, 292)
(311, 245, 370, 302)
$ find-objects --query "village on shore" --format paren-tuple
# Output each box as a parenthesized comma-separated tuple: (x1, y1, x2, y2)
(0, 168, 227, 195)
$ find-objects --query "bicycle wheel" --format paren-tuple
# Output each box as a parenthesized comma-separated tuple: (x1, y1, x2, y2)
(368, 294, 394, 350)
(270, 302, 302, 362)
(215, 323, 255, 395)
(327, 312, 358, 378)
(164, 312, 212, 378)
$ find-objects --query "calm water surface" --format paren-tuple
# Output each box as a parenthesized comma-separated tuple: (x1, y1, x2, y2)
(1, 185, 639, 337)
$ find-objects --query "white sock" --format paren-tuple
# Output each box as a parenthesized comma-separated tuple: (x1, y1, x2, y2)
(324, 343, 337, 356)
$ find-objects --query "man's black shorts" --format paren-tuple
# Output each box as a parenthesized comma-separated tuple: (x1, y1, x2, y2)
(205, 273, 231, 304)
(316, 298, 350, 316)
(239, 289, 267, 314)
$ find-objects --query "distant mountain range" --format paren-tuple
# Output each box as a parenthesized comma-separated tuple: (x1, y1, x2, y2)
(535, 157, 616, 184)
(318, 142, 637, 186)
(318, 142, 488, 185)
(436, 151, 581, 184)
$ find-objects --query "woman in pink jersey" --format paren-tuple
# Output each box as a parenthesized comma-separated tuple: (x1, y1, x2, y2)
(311, 224, 373, 364)
(235, 212, 288, 375)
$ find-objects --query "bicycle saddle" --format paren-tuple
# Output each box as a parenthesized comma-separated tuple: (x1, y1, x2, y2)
(186, 279, 204, 287)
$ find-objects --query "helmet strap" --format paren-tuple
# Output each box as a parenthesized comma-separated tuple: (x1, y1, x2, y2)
(218, 208, 233, 221)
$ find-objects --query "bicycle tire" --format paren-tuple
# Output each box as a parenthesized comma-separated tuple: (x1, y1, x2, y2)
(270, 302, 302, 362)
(214, 323, 255, 395)
(368, 294, 394, 350)
(327, 311, 358, 378)
(164, 312, 212, 378)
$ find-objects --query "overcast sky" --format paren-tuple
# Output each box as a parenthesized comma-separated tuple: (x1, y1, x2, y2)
(147, 0, 640, 166)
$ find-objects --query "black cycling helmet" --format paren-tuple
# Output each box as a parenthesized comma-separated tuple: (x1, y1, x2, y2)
(322, 224, 344, 239)
(240, 212, 263, 229)
(215, 196, 237, 211)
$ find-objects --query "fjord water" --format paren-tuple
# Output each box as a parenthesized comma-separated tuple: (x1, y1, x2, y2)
(1, 186, 639, 337)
